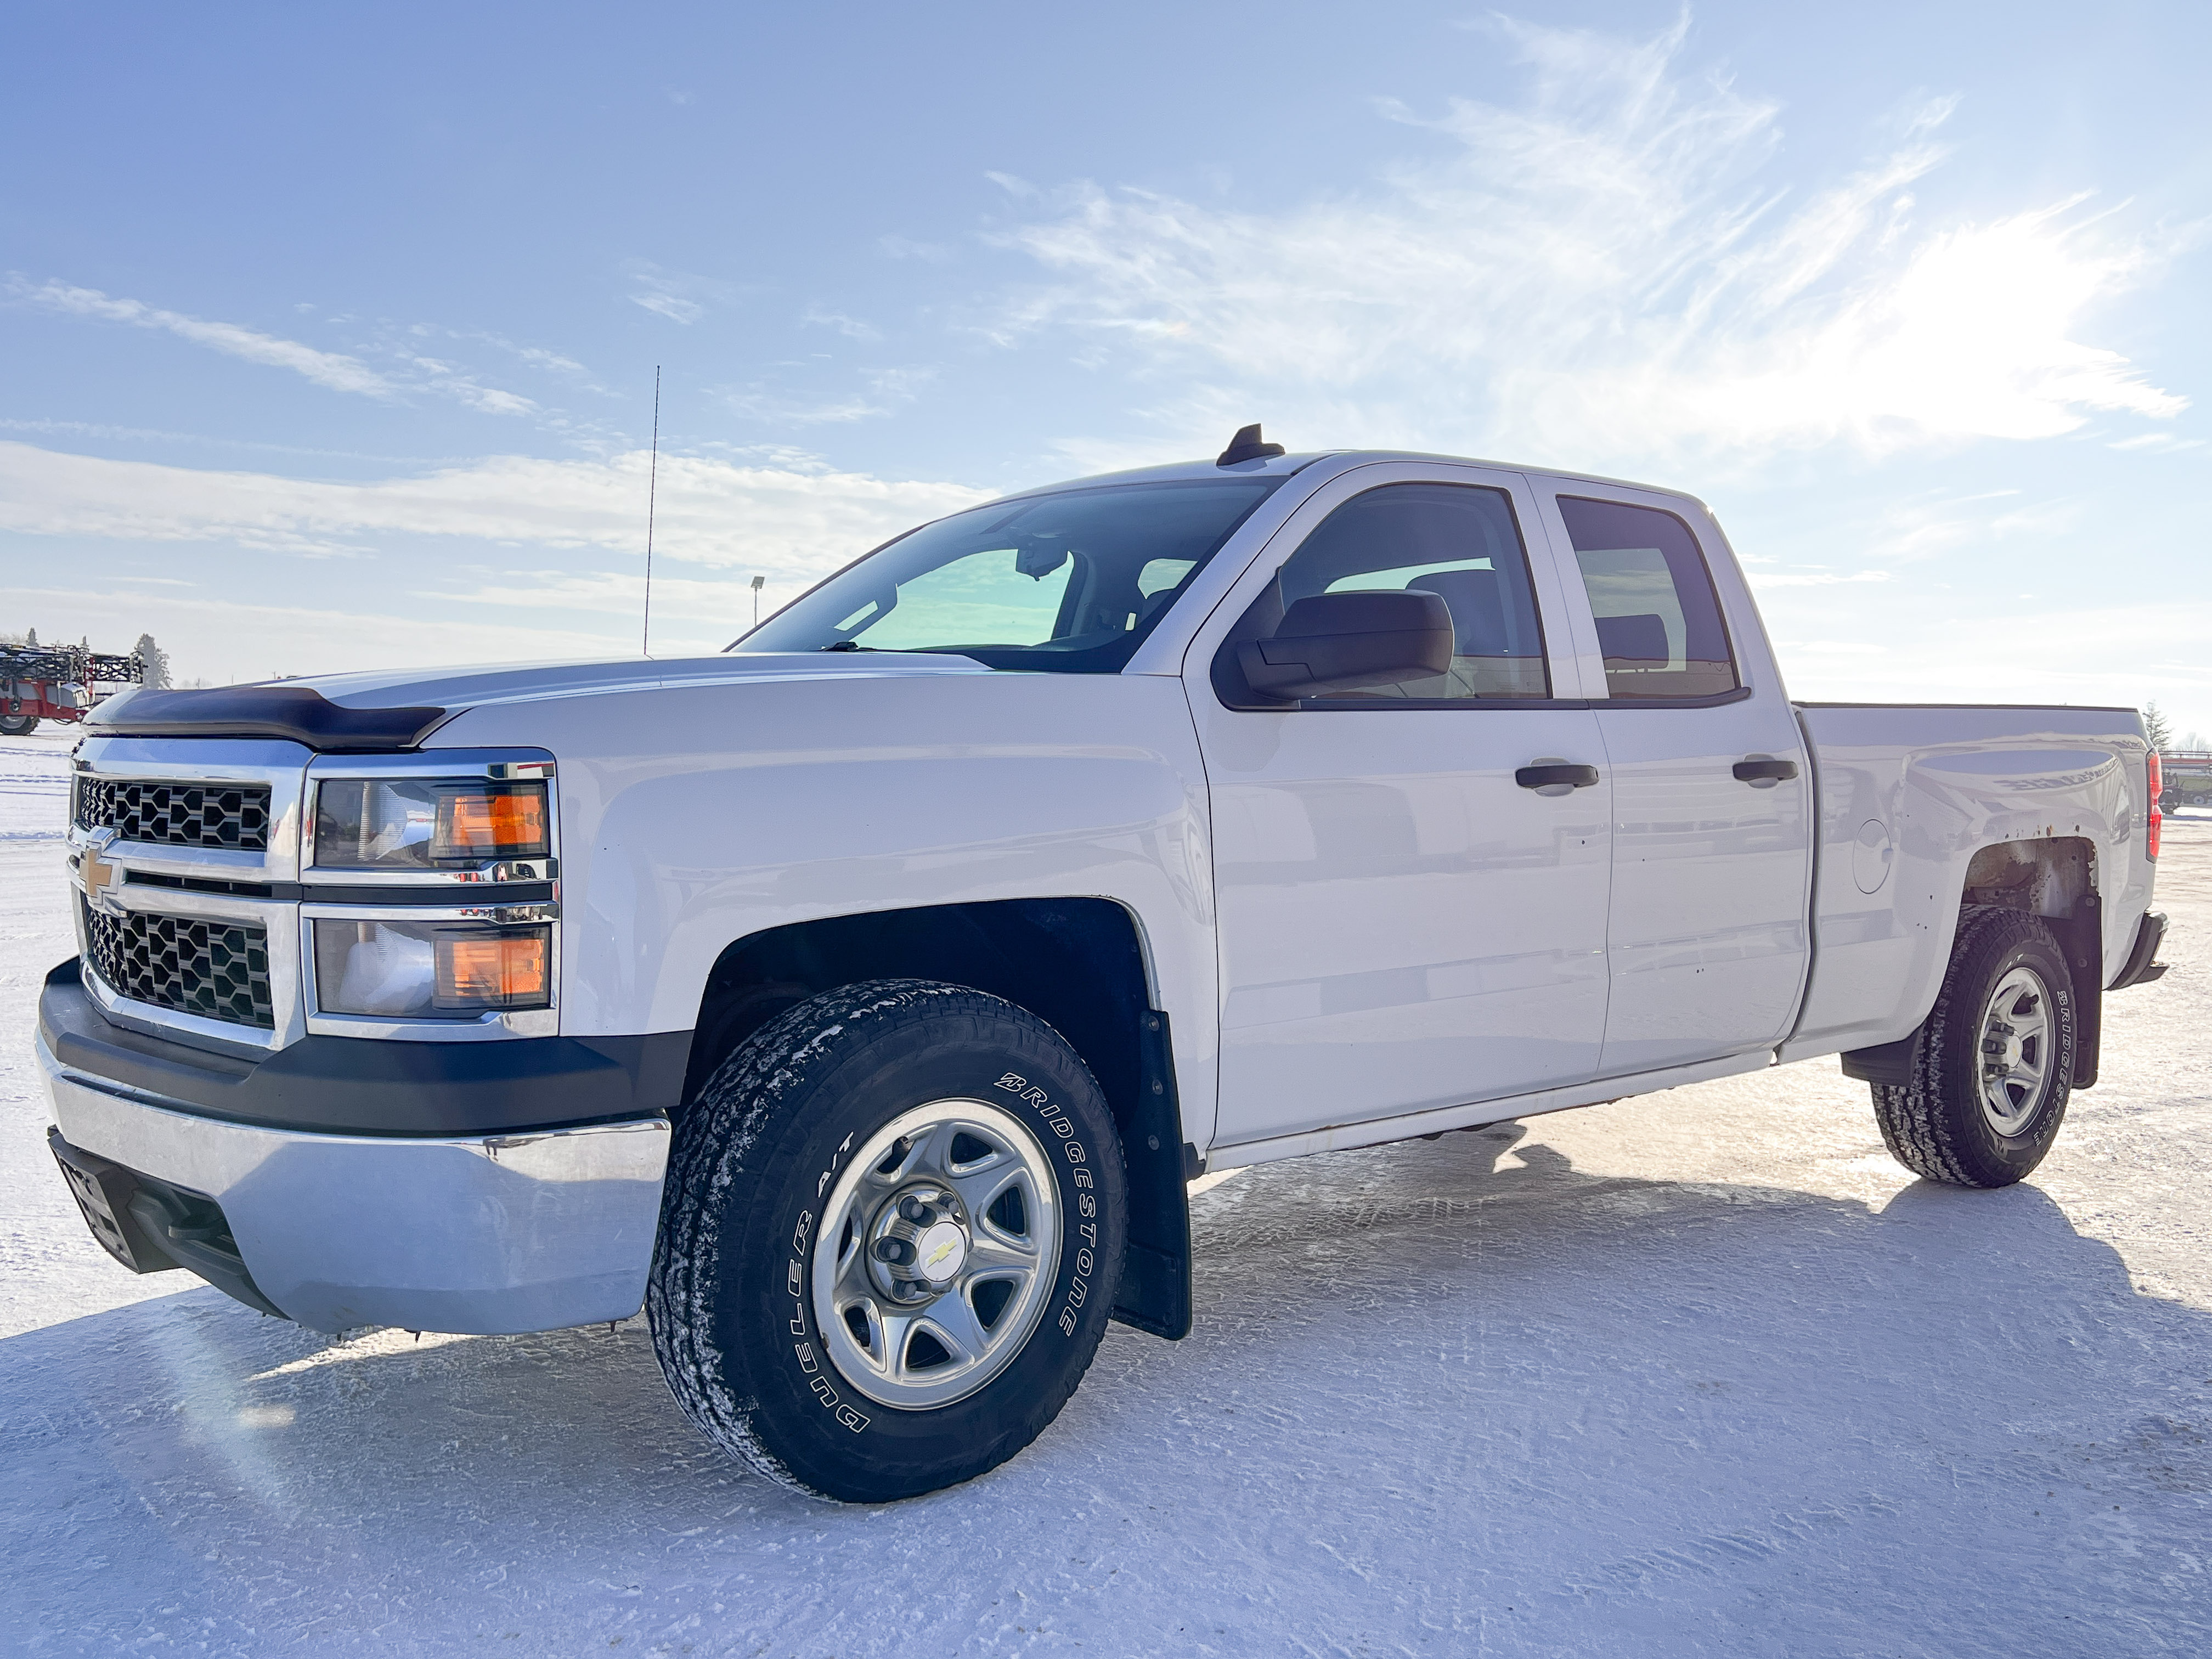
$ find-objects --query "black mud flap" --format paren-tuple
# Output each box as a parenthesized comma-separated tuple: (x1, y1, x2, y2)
(1110, 1011, 1194, 1341)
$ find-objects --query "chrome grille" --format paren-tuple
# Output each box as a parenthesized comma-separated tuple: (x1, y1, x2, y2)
(75, 777, 272, 851)
(82, 902, 276, 1029)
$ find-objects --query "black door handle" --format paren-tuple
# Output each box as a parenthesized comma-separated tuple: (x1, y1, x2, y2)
(1515, 763, 1600, 790)
(1732, 758, 1799, 782)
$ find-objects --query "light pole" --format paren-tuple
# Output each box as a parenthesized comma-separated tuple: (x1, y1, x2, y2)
(751, 574, 765, 631)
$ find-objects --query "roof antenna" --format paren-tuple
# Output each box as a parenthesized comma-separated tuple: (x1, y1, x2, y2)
(1216, 422, 1285, 467)
(641, 365, 662, 656)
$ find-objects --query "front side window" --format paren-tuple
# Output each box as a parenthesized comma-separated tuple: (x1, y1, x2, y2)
(1557, 496, 1739, 700)
(1216, 482, 1551, 705)
(740, 478, 1284, 673)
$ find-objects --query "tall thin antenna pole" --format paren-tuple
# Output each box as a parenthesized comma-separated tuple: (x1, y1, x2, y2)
(641, 365, 662, 656)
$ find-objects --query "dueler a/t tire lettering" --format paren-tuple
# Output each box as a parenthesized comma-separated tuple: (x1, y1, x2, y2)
(647, 978, 1127, 1502)
(1871, 906, 2077, 1189)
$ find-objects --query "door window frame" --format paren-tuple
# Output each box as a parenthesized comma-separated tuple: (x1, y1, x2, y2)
(1522, 481, 1764, 710)
(1180, 461, 1591, 713)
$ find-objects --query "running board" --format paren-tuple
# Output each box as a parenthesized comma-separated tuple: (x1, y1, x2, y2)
(1200, 1049, 1779, 1173)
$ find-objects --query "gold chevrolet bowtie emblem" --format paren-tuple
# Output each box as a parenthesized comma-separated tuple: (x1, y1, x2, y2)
(81, 847, 117, 904)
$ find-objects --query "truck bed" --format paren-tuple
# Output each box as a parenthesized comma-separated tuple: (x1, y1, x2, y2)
(1783, 702, 2153, 1061)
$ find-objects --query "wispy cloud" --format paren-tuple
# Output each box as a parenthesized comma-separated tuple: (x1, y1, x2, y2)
(1775, 597, 2212, 706)
(9, 280, 571, 420)
(1747, 569, 1892, 588)
(402, 355, 539, 416)
(721, 366, 935, 426)
(623, 263, 738, 325)
(0, 440, 988, 580)
(878, 235, 954, 263)
(1856, 489, 2081, 563)
(12, 279, 395, 397)
(987, 14, 2187, 470)
(0, 416, 445, 464)
(802, 307, 882, 342)
(0, 579, 633, 682)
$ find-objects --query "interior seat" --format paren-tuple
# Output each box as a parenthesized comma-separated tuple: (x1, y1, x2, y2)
(1594, 612, 1668, 664)
(1405, 569, 1513, 657)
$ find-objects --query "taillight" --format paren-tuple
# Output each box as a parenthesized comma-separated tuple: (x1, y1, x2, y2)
(2148, 751, 2163, 860)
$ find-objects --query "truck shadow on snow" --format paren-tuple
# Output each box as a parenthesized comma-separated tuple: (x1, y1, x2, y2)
(7, 1121, 2211, 1637)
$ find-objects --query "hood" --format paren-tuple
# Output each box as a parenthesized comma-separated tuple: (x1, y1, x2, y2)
(84, 651, 992, 751)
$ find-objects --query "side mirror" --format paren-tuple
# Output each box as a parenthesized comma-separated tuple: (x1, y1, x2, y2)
(1235, 590, 1453, 700)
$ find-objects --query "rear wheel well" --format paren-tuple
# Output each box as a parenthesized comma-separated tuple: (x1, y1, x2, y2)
(1960, 835, 2103, 1088)
(1961, 836, 2096, 921)
(684, 898, 1193, 1339)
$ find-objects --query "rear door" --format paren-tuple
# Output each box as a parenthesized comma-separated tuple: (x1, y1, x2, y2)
(1186, 463, 1613, 1148)
(1532, 487, 1813, 1077)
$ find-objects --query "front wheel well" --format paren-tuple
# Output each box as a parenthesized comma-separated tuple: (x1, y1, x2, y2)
(684, 898, 1193, 1339)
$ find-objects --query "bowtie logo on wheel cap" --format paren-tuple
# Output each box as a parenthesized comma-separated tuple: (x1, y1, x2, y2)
(916, 1221, 967, 1283)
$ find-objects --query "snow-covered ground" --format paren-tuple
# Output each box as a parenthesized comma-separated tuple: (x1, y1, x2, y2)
(4, 725, 2209, 1657)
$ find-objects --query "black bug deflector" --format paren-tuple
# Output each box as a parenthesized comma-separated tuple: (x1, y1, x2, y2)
(86, 684, 447, 752)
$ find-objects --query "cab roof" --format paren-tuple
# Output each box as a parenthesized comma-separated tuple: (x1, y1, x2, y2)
(989, 447, 1708, 513)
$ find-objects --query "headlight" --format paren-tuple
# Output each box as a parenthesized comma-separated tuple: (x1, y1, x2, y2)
(313, 778, 550, 870)
(313, 919, 551, 1018)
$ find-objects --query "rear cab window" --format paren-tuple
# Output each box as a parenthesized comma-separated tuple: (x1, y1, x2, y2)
(1556, 496, 1739, 701)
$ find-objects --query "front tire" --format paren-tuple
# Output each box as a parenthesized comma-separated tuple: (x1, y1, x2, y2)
(0, 714, 38, 736)
(1871, 906, 2077, 1188)
(648, 979, 1126, 1502)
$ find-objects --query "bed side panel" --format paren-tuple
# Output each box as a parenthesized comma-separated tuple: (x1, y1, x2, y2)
(1782, 704, 2147, 1059)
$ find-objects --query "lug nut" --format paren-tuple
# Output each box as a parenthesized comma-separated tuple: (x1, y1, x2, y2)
(872, 1237, 913, 1265)
(899, 1197, 931, 1224)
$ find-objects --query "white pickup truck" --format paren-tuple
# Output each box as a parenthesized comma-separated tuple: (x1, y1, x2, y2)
(40, 429, 2170, 1501)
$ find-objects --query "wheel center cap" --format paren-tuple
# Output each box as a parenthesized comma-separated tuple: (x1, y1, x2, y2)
(915, 1220, 967, 1283)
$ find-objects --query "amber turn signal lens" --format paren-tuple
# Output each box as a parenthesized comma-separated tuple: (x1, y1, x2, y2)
(436, 931, 550, 1009)
(433, 784, 549, 860)
(2148, 751, 2163, 860)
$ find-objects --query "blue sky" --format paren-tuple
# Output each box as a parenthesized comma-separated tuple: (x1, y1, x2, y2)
(3, 2, 2207, 732)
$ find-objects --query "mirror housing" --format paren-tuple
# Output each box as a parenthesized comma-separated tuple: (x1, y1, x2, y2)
(1235, 590, 1453, 700)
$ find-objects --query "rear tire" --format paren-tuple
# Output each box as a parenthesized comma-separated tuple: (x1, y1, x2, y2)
(0, 714, 38, 736)
(1871, 906, 2076, 1188)
(648, 978, 1126, 1502)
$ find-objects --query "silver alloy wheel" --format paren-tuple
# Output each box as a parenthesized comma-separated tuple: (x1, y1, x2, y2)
(1978, 964, 2054, 1135)
(812, 1099, 1062, 1410)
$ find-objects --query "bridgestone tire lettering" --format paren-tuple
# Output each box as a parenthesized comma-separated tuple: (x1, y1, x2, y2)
(1870, 905, 2077, 1189)
(648, 979, 1127, 1503)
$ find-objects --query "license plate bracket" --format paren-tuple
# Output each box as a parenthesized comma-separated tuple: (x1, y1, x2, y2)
(47, 1127, 180, 1274)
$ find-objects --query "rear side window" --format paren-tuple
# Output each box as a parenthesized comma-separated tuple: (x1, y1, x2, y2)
(1557, 496, 1739, 701)
(1222, 482, 1549, 704)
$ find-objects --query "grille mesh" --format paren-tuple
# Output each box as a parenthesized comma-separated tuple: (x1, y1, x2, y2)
(83, 902, 275, 1029)
(75, 778, 271, 851)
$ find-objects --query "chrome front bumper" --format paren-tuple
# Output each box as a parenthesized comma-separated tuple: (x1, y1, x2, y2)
(40, 1035, 670, 1335)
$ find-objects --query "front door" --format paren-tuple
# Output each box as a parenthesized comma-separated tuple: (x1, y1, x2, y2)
(1191, 465, 1614, 1148)
(1542, 489, 1813, 1077)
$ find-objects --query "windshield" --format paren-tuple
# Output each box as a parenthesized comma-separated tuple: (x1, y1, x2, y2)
(736, 477, 1285, 672)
